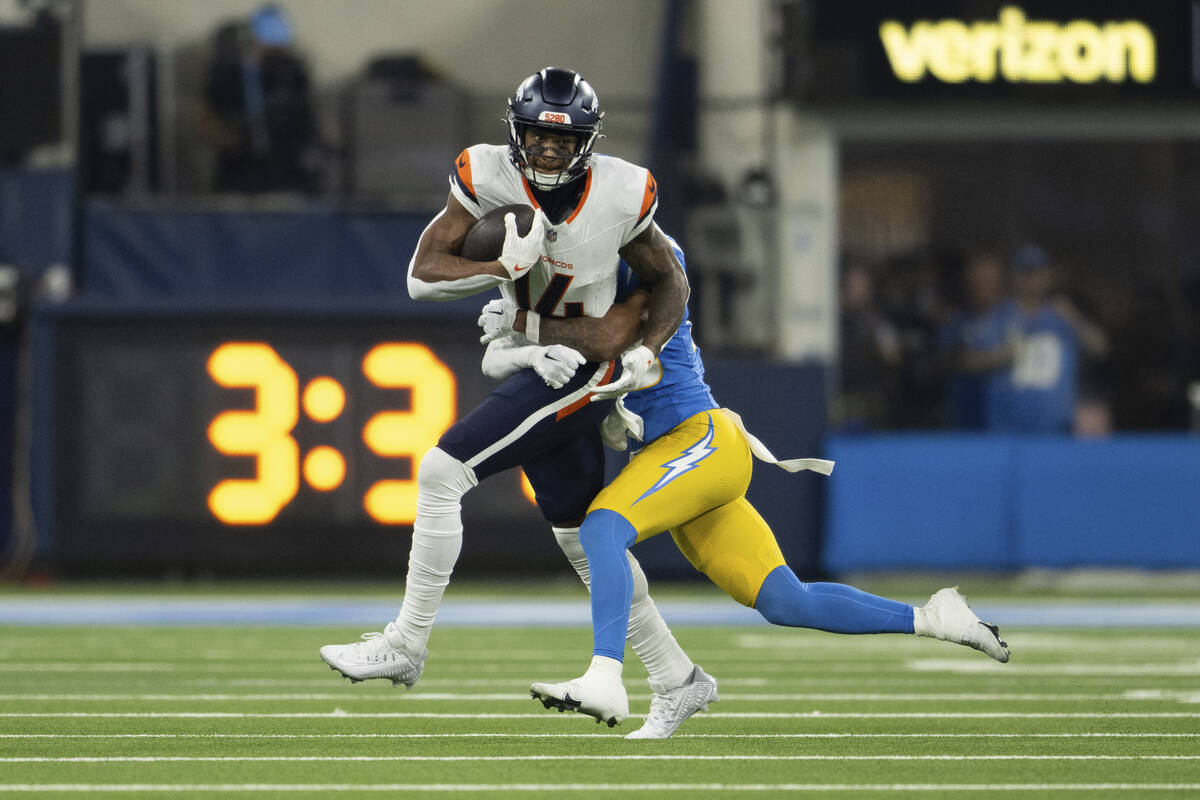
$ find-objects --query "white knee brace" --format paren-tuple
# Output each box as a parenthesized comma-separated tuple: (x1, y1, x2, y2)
(415, 446, 478, 522)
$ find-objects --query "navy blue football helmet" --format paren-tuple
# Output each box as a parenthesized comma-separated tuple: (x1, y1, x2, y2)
(506, 67, 604, 189)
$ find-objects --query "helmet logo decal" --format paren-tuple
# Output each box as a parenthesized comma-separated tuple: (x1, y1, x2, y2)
(538, 111, 571, 124)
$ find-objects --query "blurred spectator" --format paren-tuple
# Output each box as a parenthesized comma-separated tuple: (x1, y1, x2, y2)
(1095, 281, 1188, 430)
(834, 261, 900, 431)
(877, 252, 950, 427)
(991, 245, 1109, 434)
(937, 249, 1010, 429)
(195, 4, 322, 193)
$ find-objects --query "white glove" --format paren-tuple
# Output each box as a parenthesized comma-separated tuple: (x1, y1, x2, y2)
(599, 407, 629, 451)
(477, 298, 517, 344)
(590, 345, 656, 400)
(532, 344, 585, 389)
(497, 209, 547, 279)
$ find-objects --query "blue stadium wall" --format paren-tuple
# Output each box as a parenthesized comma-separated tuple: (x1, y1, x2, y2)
(10, 193, 1200, 579)
(823, 434, 1200, 572)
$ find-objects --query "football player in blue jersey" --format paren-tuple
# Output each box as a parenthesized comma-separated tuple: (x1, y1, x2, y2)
(320, 67, 714, 739)
(480, 235, 1012, 728)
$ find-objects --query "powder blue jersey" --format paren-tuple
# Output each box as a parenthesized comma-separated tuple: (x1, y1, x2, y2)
(989, 300, 1080, 434)
(614, 238, 718, 445)
(938, 305, 1014, 429)
(940, 299, 1080, 434)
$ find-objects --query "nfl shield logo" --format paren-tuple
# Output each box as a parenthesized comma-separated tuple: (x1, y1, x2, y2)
(546, 228, 558, 242)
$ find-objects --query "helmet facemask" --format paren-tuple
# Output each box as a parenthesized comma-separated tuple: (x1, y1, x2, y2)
(507, 112, 603, 190)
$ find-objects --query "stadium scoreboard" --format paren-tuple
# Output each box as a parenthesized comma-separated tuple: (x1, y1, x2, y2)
(46, 310, 547, 572)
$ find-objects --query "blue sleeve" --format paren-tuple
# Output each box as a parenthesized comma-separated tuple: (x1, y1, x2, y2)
(614, 260, 642, 303)
(614, 238, 686, 303)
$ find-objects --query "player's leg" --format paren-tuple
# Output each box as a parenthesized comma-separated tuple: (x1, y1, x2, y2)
(320, 362, 615, 683)
(531, 410, 749, 725)
(524, 436, 698, 696)
(524, 435, 713, 737)
(673, 497, 913, 632)
(318, 444, 472, 685)
(552, 525, 717, 737)
(395, 363, 616, 654)
(672, 498, 1010, 661)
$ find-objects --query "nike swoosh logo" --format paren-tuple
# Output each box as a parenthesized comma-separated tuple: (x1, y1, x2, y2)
(561, 692, 582, 709)
(458, 156, 467, 168)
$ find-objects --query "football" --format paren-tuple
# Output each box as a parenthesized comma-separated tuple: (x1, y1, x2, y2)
(459, 204, 535, 262)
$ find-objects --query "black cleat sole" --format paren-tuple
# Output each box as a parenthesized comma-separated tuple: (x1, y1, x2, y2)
(531, 690, 617, 726)
(983, 622, 1009, 649)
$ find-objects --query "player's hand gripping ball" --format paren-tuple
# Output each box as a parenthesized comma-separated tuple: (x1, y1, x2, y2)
(459, 204, 547, 279)
(497, 208, 547, 279)
(459, 204, 535, 262)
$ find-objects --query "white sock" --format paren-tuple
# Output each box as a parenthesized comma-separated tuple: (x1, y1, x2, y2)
(584, 654, 623, 683)
(391, 448, 476, 658)
(553, 527, 694, 694)
(392, 523, 461, 657)
(912, 604, 932, 637)
(625, 551, 694, 693)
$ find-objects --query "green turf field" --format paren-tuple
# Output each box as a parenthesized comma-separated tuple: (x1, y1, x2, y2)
(2, 587, 1199, 798)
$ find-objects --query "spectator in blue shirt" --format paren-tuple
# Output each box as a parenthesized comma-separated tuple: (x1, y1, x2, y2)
(990, 245, 1108, 433)
(938, 249, 1011, 429)
(940, 245, 1108, 433)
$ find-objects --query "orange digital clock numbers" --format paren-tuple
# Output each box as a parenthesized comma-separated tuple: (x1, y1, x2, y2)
(206, 343, 300, 525)
(361, 343, 456, 524)
(205, 342, 457, 526)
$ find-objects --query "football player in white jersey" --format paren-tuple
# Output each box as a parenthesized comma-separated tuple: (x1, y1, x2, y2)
(319, 67, 713, 738)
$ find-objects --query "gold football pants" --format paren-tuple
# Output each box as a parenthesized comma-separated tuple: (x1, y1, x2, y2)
(589, 409, 786, 606)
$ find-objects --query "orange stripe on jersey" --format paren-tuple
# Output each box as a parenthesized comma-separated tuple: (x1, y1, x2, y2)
(520, 177, 540, 209)
(556, 361, 616, 421)
(564, 168, 593, 224)
(454, 149, 476, 202)
(637, 172, 658, 224)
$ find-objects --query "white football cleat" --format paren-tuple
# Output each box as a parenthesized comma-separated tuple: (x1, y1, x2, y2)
(914, 586, 1010, 663)
(530, 672, 629, 727)
(625, 665, 719, 740)
(319, 622, 427, 687)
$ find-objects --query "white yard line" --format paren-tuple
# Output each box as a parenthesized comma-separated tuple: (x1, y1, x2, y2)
(7, 659, 1200, 675)
(2, 732, 1198, 739)
(4, 755, 1200, 763)
(1, 784, 1200, 793)
(0, 692, 1186, 702)
(907, 660, 1200, 675)
(2, 711, 1198, 719)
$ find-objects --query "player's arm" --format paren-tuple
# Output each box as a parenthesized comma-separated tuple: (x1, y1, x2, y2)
(406, 193, 509, 301)
(512, 290, 650, 362)
(617, 223, 688, 356)
(1053, 296, 1109, 358)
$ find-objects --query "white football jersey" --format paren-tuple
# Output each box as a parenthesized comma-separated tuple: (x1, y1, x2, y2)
(449, 144, 658, 319)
